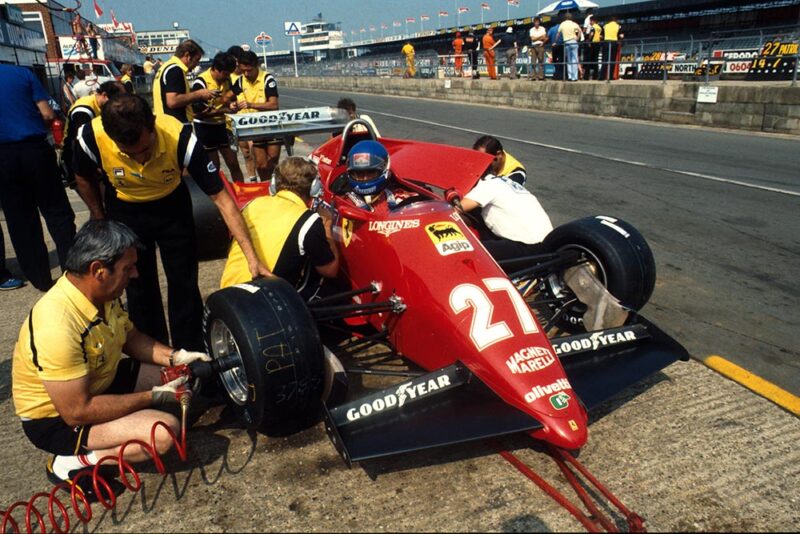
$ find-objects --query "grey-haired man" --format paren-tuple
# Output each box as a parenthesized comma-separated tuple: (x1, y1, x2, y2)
(11, 219, 209, 498)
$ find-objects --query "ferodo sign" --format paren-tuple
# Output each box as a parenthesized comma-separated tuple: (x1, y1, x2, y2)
(712, 49, 759, 74)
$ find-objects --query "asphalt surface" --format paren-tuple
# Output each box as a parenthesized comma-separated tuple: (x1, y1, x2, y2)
(0, 90, 798, 531)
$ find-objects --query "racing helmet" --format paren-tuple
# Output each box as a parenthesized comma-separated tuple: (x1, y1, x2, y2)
(347, 140, 390, 195)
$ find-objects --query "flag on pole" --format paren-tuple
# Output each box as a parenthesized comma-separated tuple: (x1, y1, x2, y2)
(406, 17, 416, 23)
(360, 27, 366, 33)
(110, 8, 120, 28)
(439, 11, 449, 17)
(507, 0, 520, 6)
(420, 15, 430, 21)
(458, 7, 470, 14)
(393, 21, 402, 27)
(369, 26, 376, 31)
(381, 23, 388, 29)
(481, 3, 490, 10)
(93, 0, 103, 19)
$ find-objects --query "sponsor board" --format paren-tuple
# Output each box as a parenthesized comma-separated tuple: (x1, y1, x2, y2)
(345, 373, 453, 421)
(425, 221, 473, 256)
(368, 219, 420, 237)
(552, 327, 642, 356)
(505, 345, 555, 374)
(550, 391, 571, 410)
(524, 378, 571, 404)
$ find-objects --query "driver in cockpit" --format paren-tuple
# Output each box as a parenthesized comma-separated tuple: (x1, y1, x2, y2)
(343, 140, 415, 212)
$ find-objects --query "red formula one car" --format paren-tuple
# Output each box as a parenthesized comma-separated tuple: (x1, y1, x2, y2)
(198, 113, 688, 529)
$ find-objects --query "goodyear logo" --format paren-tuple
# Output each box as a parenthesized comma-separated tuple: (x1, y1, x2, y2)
(425, 222, 473, 256)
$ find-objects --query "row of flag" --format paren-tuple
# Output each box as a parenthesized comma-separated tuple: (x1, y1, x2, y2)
(90, 0, 135, 39)
(363, 0, 521, 34)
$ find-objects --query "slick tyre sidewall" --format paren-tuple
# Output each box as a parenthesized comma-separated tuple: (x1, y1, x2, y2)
(544, 215, 656, 322)
(203, 278, 325, 432)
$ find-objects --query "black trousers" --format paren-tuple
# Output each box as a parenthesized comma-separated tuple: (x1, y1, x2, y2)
(468, 50, 479, 77)
(0, 138, 76, 290)
(552, 45, 564, 80)
(105, 181, 204, 351)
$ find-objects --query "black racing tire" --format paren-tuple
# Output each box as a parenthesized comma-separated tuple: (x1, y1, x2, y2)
(203, 277, 325, 433)
(542, 215, 656, 329)
(187, 176, 230, 260)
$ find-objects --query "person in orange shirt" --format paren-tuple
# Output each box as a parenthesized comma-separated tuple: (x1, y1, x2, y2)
(452, 32, 465, 77)
(482, 27, 500, 80)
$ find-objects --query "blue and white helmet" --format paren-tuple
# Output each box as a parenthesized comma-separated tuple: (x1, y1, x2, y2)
(347, 140, 390, 195)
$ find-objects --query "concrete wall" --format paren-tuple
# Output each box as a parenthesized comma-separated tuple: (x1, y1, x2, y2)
(282, 77, 800, 135)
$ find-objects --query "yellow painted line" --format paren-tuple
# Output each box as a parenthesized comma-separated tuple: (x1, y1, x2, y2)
(703, 355, 800, 417)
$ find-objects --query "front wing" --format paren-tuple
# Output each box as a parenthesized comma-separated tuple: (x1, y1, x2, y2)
(323, 316, 689, 466)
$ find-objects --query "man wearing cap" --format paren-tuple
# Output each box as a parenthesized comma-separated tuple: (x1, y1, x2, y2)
(499, 27, 519, 79)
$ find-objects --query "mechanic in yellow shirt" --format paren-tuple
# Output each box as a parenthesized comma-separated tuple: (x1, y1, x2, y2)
(221, 157, 339, 300)
(12, 219, 207, 496)
(401, 41, 416, 78)
(601, 17, 624, 80)
(473, 135, 527, 185)
(152, 40, 218, 124)
(72, 93, 269, 352)
(191, 51, 245, 182)
(232, 50, 281, 181)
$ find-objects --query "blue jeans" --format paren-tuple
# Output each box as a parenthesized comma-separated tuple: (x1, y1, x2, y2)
(565, 40, 579, 80)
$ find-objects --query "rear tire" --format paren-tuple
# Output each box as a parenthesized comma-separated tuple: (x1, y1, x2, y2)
(542, 215, 656, 331)
(203, 277, 325, 432)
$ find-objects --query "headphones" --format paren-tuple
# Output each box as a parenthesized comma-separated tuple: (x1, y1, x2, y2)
(270, 169, 322, 198)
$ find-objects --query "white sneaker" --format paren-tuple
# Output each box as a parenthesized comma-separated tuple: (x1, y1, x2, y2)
(563, 264, 628, 331)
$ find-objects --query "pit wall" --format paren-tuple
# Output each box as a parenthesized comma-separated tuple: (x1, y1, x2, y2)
(282, 77, 800, 135)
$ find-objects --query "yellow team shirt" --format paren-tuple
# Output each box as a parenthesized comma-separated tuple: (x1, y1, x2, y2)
(220, 191, 309, 288)
(236, 69, 269, 114)
(143, 60, 154, 74)
(604, 21, 621, 41)
(12, 275, 133, 420)
(153, 55, 192, 122)
(91, 113, 186, 202)
(592, 23, 602, 43)
(194, 68, 231, 125)
(402, 44, 415, 58)
(500, 151, 525, 177)
(65, 94, 101, 139)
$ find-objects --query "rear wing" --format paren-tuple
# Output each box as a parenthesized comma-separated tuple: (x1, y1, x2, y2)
(227, 106, 350, 150)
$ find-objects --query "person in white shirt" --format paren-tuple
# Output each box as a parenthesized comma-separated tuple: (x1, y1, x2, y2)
(528, 17, 548, 81)
(460, 173, 552, 261)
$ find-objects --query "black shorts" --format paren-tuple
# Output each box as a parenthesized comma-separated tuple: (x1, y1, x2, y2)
(21, 359, 141, 456)
(193, 122, 229, 151)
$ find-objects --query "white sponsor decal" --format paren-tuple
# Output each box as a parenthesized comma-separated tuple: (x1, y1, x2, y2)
(368, 219, 420, 237)
(524, 378, 572, 404)
(207, 161, 218, 173)
(235, 110, 322, 126)
(345, 374, 452, 421)
(506, 346, 555, 374)
(437, 240, 473, 255)
(553, 329, 637, 355)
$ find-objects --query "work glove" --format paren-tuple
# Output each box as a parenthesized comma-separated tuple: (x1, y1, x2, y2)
(171, 349, 212, 366)
(151, 375, 189, 408)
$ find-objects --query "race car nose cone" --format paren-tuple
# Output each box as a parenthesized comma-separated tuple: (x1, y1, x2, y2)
(530, 415, 588, 450)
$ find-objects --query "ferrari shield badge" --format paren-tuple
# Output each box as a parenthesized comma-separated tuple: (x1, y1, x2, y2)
(425, 222, 474, 256)
(341, 218, 354, 247)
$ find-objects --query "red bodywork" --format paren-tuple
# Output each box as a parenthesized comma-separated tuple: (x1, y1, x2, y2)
(223, 136, 588, 449)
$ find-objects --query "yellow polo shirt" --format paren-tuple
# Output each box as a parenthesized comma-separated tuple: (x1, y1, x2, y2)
(12, 275, 133, 420)
(604, 21, 621, 41)
(153, 55, 193, 122)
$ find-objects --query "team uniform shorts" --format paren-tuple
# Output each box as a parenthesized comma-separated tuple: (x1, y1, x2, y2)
(21, 359, 141, 456)
(193, 122, 229, 151)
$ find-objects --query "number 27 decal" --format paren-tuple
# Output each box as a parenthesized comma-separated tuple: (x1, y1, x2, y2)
(449, 277, 539, 351)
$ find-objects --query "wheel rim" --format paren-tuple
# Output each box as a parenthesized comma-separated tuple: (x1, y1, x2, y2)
(209, 319, 249, 406)
(559, 244, 608, 286)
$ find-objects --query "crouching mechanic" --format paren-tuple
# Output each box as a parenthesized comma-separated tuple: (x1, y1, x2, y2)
(343, 140, 416, 212)
(220, 157, 339, 300)
(11, 220, 210, 497)
(459, 168, 628, 330)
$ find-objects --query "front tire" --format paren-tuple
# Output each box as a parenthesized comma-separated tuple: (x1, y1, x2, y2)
(203, 277, 325, 432)
(542, 215, 656, 331)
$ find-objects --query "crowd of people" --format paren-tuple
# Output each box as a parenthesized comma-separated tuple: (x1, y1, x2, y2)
(433, 10, 624, 81)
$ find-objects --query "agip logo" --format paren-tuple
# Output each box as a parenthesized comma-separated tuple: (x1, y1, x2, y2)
(425, 222, 473, 256)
